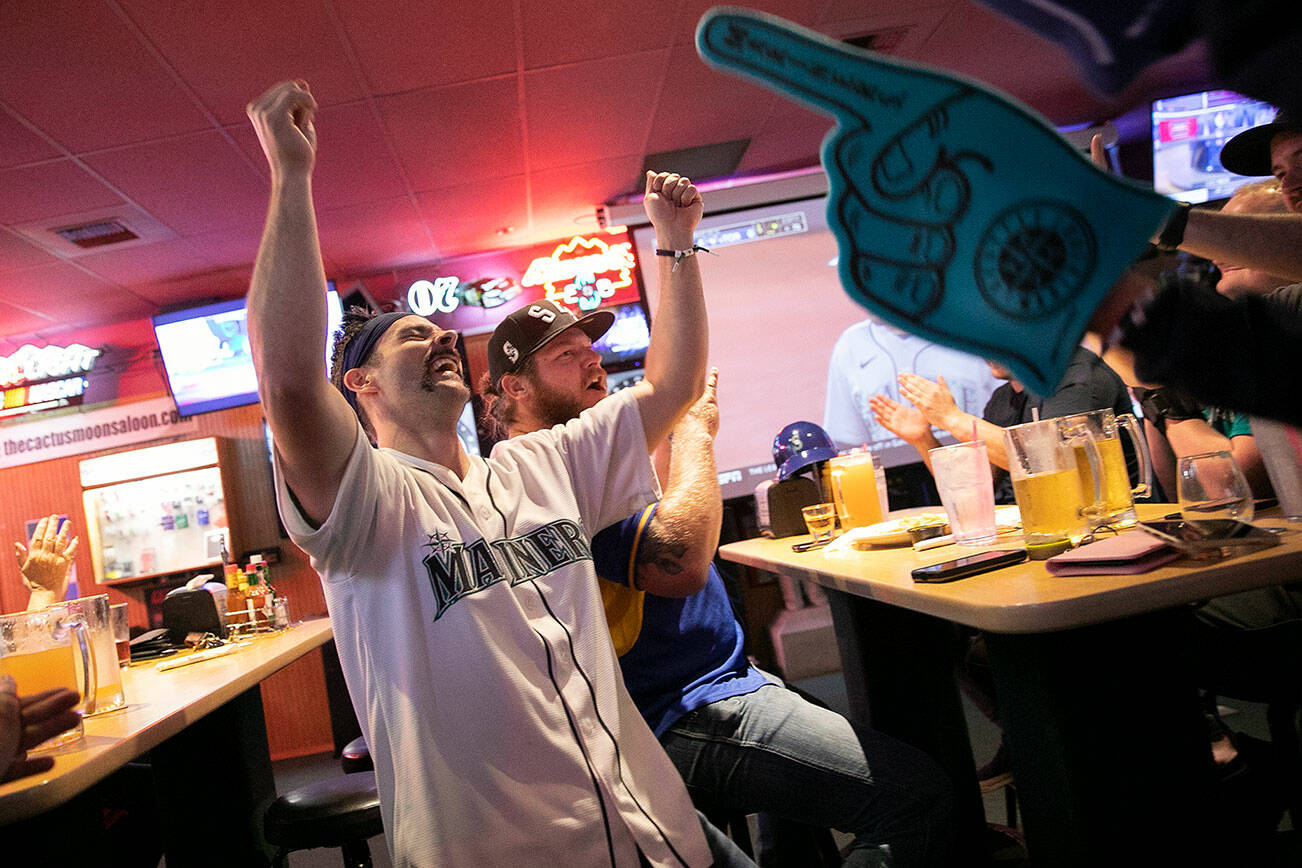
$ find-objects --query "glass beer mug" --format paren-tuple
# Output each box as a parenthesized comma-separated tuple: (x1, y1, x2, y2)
(62, 594, 126, 715)
(0, 607, 97, 751)
(826, 452, 883, 530)
(1055, 409, 1152, 527)
(1004, 418, 1105, 559)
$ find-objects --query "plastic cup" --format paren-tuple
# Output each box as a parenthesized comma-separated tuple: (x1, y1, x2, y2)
(929, 440, 997, 545)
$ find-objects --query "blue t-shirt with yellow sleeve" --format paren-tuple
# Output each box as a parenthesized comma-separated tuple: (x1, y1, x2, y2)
(592, 504, 770, 737)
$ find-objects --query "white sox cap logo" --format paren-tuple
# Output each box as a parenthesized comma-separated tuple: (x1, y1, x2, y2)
(527, 304, 557, 323)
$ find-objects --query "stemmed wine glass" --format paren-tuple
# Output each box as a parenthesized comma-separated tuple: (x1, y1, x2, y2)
(1177, 451, 1255, 523)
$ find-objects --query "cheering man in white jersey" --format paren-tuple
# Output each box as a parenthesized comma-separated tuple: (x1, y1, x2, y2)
(245, 80, 742, 867)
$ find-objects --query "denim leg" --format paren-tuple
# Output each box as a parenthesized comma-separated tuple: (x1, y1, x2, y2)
(698, 810, 758, 868)
(659, 684, 953, 868)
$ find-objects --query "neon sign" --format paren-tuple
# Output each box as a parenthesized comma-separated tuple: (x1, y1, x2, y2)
(0, 343, 99, 388)
(521, 236, 635, 311)
(0, 343, 99, 416)
(407, 277, 460, 315)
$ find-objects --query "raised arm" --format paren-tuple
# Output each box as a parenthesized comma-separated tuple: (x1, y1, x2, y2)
(14, 515, 77, 612)
(631, 171, 707, 449)
(245, 81, 359, 525)
(634, 369, 722, 597)
(1178, 211, 1302, 282)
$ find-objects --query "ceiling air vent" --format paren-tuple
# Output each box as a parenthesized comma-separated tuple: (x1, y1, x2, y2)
(53, 219, 140, 249)
(842, 27, 911, 53)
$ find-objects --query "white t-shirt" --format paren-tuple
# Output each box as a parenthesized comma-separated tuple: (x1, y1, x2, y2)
(274, 389, 710, 868)
(824, 319, 1002, 465)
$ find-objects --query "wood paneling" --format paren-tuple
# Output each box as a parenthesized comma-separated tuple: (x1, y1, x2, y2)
(0, 400, 333, 754)
(261, 646, 335, 760)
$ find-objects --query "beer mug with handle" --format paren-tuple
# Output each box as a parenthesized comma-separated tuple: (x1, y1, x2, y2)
(1056, 409, 1152, 526)
(1004, 418, 1105, 559)
(0, 607, 96, 751)
(63, 594, 125, 715)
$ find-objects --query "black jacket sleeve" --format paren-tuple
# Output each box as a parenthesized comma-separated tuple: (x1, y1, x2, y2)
(1120, 279, 1302, 426)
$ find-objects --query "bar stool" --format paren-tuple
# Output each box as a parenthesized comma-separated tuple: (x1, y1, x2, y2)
(342, 735, 374, 774)
(263, 771, 383, 868)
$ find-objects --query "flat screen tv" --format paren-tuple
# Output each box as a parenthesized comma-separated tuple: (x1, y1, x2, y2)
(632, 197, 1002, 500)
(1152, 89, 1278, 204)
(591, 302, 651, 368)
(152, 285, 343, 417)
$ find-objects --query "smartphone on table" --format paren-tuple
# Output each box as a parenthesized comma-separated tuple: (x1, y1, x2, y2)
(911, 549, 1027, 583)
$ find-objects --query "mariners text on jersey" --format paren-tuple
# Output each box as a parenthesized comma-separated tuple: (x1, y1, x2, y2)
(422, 518, 593, 620)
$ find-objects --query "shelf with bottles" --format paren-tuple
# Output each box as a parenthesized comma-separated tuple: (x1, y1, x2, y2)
(79, 436, 276, 586)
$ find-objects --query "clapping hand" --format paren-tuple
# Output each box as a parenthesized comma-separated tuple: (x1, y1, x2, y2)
(869, 393, 931, 444)
(696, 8, 1176, 396)
(897, 373, 961, 430)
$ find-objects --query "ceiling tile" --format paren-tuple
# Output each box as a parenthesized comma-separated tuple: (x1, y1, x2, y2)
(0, 1, 213, 151)
(0, 110, 61, 169)
(317, 197, 437, 273)
(735, 107, 831, 175)
(818, 0, 954, 26)
(130, 267, 253, 308)
(643, 46, 778, 160)
(334, 0, 517, 94)
(913, 3, 1107, 124)
(675, 0, 822, 45)
(519, 0, 675, 69)
(227, 101, 411, 209)
(76, 238, 213, 288)
(183, 224, 266, 271)
(0, 297, 56, 338)
(379, 80, 526, 190)
(415, 176, 529, 258)
(524, 51, 668, 168)
(0, 160, 125, 225)
(119, 0, 365, 125)
(0, 262, 148, 326)
(528, 156, 645, 227)
(0, 230, 60, 274)
(83, 131, 268, 236)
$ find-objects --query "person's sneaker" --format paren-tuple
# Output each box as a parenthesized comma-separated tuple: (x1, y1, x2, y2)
(978, 743, 1014, 793)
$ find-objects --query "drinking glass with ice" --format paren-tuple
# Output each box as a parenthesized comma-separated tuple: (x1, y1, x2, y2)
(929, 440, 998, 545)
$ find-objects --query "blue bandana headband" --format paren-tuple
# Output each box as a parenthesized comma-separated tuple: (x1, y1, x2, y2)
(339, 311, 409, 414)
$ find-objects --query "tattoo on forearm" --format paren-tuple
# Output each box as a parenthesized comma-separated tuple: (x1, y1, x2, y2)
(637, 530, 688, 579)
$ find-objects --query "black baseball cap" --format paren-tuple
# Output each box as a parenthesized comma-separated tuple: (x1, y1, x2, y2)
(1220, 110, 1301, 177)
(487, 300, 614, 389)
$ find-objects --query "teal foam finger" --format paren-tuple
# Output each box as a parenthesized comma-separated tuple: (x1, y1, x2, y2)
(697, 7, 1178, 396)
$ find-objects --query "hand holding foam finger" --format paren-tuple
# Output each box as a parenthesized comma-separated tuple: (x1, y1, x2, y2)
(696, 7, 1177, 395)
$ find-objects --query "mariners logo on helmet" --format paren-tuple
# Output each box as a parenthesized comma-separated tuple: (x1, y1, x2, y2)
(773, 421, 839, 481)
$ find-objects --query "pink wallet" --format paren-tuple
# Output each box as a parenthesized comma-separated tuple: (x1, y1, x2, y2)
(1045, 532, 1182, 576)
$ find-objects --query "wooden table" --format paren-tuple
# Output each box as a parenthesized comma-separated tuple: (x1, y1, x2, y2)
(720, 506, 1302, 866)
(0, 617, 334, 865)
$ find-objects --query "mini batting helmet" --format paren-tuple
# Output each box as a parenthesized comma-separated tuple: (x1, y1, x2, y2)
(773, 421, 839, 481)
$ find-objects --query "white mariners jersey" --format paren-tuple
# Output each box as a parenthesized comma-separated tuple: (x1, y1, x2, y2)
(274, 389, 710, 868)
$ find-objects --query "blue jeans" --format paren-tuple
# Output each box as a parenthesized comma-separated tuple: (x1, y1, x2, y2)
(637, 812, 756, 868)
(658, 683, 953, 868)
